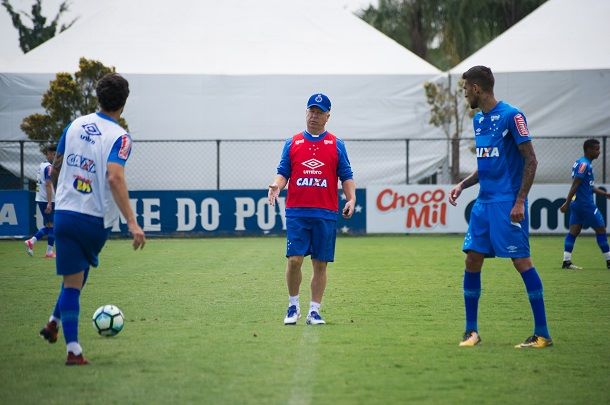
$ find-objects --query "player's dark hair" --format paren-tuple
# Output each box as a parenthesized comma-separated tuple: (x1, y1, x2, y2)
(583, 138, 600, 153)
(462, 65, 495, 92)
(96, 73, 130, 112)
(45, 143, 57, 152)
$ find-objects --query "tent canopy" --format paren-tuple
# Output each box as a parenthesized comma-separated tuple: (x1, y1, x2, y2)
(0, 0, 446, 188)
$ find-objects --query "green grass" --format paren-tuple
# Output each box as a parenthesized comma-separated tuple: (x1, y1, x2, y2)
(0, 235, 609, 404)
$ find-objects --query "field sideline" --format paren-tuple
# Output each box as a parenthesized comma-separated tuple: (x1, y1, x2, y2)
(0, 235, 608, 404)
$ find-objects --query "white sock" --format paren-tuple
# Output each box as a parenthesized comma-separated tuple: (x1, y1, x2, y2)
(30, 236, 37, 243)
(309, 301, 321, 314)
(49, 315, 59, 324)
(66, 342, 82, 356)
(289, 295, 299, 308)
(604, 251, 610, 260)
(46, 245, 54, 254)
(563, 252, 572, 261)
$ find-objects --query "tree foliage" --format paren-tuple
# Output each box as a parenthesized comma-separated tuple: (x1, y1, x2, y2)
(21, 57, 129, 144)
(1, 0, 77, 53)
(359, 0, 547, 70)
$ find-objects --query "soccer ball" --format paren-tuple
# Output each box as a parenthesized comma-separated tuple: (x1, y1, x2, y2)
(92, 305, 125, 337)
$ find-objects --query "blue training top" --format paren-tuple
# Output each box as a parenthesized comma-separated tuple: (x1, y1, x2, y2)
(472, 101, 532, 203)
(571, 156, 596, 208)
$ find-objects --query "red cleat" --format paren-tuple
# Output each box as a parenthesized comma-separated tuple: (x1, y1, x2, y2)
(39, 320, 59, 343)
(65, 352, 89, 366)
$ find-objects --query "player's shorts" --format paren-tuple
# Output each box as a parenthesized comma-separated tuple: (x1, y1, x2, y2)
(286, 217, 337, 262)
(569, 202, 605, 228)
(54, 210, 110, 275)
(462, 200, 530, 258)
(36, 201, 55, 224)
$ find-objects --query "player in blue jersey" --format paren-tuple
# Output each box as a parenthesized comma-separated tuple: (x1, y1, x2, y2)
(268, 93, 355, 326)
(38, 73, 145, 365)
(559, 139, 610, 270)
(449, 66, 552, 349)
(24, 143, 57, 258)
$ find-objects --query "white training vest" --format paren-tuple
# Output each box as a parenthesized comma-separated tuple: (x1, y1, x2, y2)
(55, 113, 127, 228)
(35, 161, 54, 202)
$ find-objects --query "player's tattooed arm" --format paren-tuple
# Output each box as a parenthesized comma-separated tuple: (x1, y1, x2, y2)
(51, 153, 64, 189)
(516, 141, 538, 203)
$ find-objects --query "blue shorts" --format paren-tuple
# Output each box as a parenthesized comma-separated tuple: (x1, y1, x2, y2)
(286, 217, 337, 262)
(463, 200, 530, 258)
(54, 210, 110, 275)
(37, 201, 55, 224)
(569, 203, 605, 228)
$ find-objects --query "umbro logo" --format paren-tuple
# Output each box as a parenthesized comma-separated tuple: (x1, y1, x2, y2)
(82, 123, 102, 136)
(302, 159, 324, 169)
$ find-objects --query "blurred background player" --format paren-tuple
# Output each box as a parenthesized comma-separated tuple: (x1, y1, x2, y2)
(38, 73, 145, 365)
(24, 143, 57, 258)
(559, 138, 610, 270)
(449, 65, 552, 349)
(268, 93, 355, 326)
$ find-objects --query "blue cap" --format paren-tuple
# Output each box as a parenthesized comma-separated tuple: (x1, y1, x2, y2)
(307, 93, 331, 112)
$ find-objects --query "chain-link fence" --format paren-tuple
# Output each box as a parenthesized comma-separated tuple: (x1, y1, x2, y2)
(1, 136, 607, 190)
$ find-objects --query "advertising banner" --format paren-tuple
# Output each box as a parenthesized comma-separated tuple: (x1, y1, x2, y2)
(366, 184, 608, 234)
(110, 189, 367, 236)
(0, 190, 31, 238)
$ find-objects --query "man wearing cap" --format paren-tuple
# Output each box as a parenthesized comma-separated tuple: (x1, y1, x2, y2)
(268, 93, 356, 325)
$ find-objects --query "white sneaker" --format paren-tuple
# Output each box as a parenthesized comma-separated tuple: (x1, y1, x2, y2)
(284, 305, 301, 325)
(306, 311, 325, 325)
(24, 239, 34, 257)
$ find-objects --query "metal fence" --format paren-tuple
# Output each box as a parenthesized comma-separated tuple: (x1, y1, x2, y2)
(1, 136, 607, 191)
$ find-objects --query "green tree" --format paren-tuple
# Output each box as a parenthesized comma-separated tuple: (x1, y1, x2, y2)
(1, 0, 77, 53)
(358, 0, 547, 70)
(359, 0, 440, 61)
(21, 57, 129, 145)
(423, 77, 473, 183)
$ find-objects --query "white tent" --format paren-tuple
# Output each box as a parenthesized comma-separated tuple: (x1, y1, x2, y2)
(0, 0, 445, 189)
(450, 0, 610, 182)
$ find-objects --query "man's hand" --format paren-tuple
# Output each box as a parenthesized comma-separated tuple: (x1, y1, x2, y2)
(449, 184, 463, 206)
(559, 201, 569, 213)
(128, 221, 145, 250)
(268, 183, 280, 206)
(510, 200, 525, 223)
(45, 202, 53, 214)
(342, 200, 355, 219)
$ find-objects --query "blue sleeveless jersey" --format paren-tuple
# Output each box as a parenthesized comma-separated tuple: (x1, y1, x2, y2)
(472, 101, 532, 202)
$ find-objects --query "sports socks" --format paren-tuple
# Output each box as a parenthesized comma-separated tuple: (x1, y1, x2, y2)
(289, 295, 299, 308)
(51, 283, 63, 321)
(463, 271, 481, 332)
(309, 301, 321, 315)
(47, 227, 55, 247)
(59, 287, 81, 346)
(595, 233, 610, 257)
(563, 233, 576, 258)
(520, 268, 550, 339)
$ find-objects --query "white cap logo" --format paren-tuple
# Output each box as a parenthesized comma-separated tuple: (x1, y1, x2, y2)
(315, 94, 323, 103)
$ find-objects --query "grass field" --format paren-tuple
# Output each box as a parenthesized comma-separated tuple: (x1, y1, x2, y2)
(0, 235, 608, 404)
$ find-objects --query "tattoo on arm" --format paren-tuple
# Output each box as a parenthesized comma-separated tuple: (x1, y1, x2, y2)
(516, 142, 538, 202)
